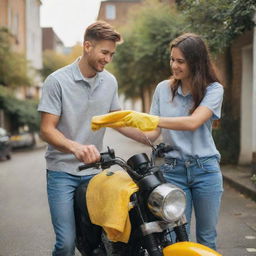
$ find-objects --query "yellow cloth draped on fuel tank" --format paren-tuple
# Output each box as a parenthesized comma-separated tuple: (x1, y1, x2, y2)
(86, 170, 138, 243)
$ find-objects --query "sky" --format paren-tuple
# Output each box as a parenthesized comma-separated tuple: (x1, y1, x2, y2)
(40, 0, 103, 47)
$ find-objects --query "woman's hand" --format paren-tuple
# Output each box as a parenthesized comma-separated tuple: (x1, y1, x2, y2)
(91, 110, 159, 131)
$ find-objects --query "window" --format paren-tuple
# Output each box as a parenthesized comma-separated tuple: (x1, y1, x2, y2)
(105, 4, 116, 20)
(13, 13, 19, 37)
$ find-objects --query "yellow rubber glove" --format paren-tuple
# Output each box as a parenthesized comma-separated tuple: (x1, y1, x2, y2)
(91, 110, 133, 131)
(91, 110, 159, 131)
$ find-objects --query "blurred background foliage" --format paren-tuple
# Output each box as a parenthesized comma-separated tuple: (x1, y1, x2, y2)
(0, 86, 39, 131)
(0, 28, 32, 88)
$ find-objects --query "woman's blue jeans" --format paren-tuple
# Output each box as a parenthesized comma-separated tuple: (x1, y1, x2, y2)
(47, 170, 94, 256)
(161, 156, 223, 250)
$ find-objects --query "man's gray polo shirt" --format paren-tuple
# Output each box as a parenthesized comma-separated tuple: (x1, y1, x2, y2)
(38, 58, 120, 175)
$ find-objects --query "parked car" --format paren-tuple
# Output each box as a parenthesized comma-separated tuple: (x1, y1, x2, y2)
(0, 127, 12, 160)
(10, 132, 35, 149)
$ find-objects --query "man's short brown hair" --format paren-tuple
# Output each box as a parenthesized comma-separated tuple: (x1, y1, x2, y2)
(84, 21, 122, 43)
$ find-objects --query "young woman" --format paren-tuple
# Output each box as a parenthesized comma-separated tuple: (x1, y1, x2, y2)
(91, 32, 224, 251)
(147, 33, 224, 250)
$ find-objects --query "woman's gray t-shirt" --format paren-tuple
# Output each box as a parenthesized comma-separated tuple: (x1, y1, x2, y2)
(150, 80, 224, 160)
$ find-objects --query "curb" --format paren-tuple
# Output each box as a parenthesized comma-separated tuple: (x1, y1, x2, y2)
(223, 175, 256, 202)
(222, 165, 256, 202)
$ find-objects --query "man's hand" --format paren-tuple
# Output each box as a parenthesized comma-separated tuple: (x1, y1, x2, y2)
(40, 113, 101, 164)
(71, 142, 101, 164)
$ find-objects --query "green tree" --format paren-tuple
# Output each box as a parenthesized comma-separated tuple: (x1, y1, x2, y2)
(0, 86, 39, 132)
(112, 0, 185, 111)
(41, 50, 69, 80)
(0, 27, 32, 87)
(176, 0, 255, 53)
(41, 44, 83, 80)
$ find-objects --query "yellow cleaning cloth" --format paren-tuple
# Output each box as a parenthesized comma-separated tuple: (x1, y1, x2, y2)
(86, 170, 139, 243)
(91, 110, 159, 131)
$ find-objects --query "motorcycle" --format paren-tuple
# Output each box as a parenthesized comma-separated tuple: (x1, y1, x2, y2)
(74, 143, 222, 256)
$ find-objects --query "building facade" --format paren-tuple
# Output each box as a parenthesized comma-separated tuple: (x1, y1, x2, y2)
(42, 27, 64, 53)
(26, 0, 42, 71)
(0, 0, 26, 53)
(97, 0, 142, 28)
(237, 15, 256, 168)
(0, 0, 42, 97)
(97, 0, 175, 27)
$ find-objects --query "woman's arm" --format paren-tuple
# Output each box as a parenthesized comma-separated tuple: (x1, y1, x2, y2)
(158, 106, 213, 131)
(115, 127, 161, 145)
(115, 107, 211, 144)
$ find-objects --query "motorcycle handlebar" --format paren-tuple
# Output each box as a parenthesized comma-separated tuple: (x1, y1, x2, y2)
(162, 145, 173, 153)
(78, 162, 99, 171)
(78, 147, 115, 171)
(155, 143, 173, 158)
(77, 143, 173, 173)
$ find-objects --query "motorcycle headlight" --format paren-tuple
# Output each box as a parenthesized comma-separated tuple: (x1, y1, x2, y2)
(147, 183, 186, 222)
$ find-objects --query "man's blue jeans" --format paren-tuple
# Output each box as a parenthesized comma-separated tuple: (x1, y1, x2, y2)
(47, 170, 94, 256)
(161, 156, 223, 250)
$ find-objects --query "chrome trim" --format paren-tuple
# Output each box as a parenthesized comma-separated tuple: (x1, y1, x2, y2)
(148, 183, 186, 221)
(140, 214, 187, 236)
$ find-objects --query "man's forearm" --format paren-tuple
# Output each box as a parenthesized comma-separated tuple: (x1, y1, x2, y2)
(40, 127, 79, 154)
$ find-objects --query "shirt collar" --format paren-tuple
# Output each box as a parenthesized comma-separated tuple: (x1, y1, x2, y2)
(72, 57, 85, 82)
(71, 57, 103, 87)
(177, 85, 191, 97)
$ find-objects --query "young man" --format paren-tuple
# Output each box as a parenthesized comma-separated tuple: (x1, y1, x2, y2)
(38, 21, 122, 256)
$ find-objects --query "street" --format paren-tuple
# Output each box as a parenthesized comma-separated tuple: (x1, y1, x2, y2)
(0, 129, 256, 256)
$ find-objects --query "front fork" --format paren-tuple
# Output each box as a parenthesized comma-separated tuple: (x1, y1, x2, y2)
(173, 215, 189, 242)
(174, 224, 188, 242)
(132, 192, 188, 255)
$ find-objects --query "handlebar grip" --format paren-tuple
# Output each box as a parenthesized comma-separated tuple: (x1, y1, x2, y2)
(78, 163, 98, 171)
(163, 145, 173, 153)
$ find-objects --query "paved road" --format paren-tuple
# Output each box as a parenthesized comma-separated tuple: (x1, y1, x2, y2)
(0, 129, 256, 256)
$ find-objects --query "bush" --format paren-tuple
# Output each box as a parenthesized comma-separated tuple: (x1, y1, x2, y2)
(213, 116, 240, 164)
(0, 86, 40, 132)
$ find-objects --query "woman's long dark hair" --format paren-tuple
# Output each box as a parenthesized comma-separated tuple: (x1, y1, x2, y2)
(170, 33, 220, 113)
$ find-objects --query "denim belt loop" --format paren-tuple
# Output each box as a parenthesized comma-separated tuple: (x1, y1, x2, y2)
(173, 159, 177, 167)
(196, 158, 203, 168)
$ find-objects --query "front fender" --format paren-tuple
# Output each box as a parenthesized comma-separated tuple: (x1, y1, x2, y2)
(163, 242, 222, 256)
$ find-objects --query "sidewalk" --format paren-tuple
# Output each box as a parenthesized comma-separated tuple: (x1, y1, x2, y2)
(222, 165, 256, 202)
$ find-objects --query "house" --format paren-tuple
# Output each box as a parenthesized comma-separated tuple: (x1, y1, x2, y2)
(25, 0, 43, 99)
(42, 27, 65, 54)
(0, 0, 42, 130)
(26, 0, 42, 76)
(213, 16, 255, 167)
(0, 0, 26, 53)
(227, 17, 256, 168)
(97, 0, 142, 28)
(97, 0, 175, 28)
(0, 0, 42, 100)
